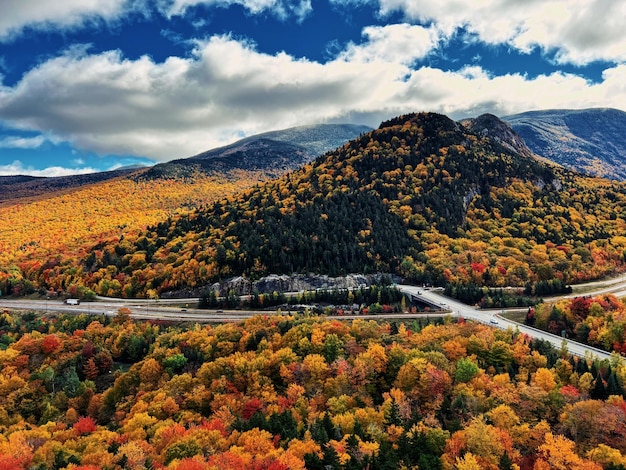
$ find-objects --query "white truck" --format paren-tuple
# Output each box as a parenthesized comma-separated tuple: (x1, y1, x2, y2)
(64, 298, 80, 305)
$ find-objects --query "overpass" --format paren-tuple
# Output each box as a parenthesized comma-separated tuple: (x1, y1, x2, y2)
(398, 285, 615, 361)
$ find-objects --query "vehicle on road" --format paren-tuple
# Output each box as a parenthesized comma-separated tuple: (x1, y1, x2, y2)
(64, 298, 80, 305)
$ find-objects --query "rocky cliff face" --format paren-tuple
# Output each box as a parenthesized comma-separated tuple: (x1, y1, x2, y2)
(160, 273, 398, 298)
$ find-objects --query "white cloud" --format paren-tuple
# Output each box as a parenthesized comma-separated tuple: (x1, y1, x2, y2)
(1, 33, 626, 163)
(0, 0, 315, 40)
(0, 160, 99, 177)
(0, 0, 133, 40)
(0, 135, 45, 149)
(338, 23, 440, 65)
(334, 0, 626, 65)
(0, 0, 313, 40)
(159, 0, 312, 21)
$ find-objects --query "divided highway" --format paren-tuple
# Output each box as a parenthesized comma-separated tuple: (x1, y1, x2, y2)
(1, 278, 625, 362)
(398, 285, 615, 361)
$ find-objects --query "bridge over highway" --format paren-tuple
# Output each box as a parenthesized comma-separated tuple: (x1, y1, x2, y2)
(398, 285, 616, 361)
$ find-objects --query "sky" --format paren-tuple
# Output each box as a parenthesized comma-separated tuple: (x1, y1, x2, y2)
(0, 0, 625, 176)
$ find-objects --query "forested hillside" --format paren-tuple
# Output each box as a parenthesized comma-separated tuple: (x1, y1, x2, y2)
(0, 169, 266, 298)
(0, 311, 625, 469)
(0, 168, 140, 205)
(0, 124, 370, 300)
(66, 112, 626, 298)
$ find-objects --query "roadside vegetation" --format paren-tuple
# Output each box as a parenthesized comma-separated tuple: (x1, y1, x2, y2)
(0, 311, 625, 469)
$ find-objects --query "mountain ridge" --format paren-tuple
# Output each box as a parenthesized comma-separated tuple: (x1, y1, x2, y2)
(0, 123, 372, 202)
(74, 112, 626, 298)
(141, 123, 372, 179)
(503, 107, 626, 180)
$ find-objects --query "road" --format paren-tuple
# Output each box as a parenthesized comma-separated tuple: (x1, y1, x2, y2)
(1, 278, 625, 361)
(0, 298, 256, 322)
(0, 298, 445, 324)
(398, 285, 616, 360)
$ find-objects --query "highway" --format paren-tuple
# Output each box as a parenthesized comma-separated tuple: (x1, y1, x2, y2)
(0, 298, 254, 322)
(398, 285, 616, 361)
(1, 277, 625, 361)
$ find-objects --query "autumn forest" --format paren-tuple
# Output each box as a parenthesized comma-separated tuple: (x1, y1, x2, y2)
(1, 111, 626, 469)
(2, 308, 626, 469)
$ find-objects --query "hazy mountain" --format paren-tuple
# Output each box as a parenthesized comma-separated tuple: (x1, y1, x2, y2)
(141, 123, 372, 179)
(503, 108, 626, 180)
(78, 112, 626, 298)
(0, 124, 370, 204)
(0, 167, 142, 204)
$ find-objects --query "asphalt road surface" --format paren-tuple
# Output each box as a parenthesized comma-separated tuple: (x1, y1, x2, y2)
(397, 285, 615, 361)
(1, 278, 625, 361)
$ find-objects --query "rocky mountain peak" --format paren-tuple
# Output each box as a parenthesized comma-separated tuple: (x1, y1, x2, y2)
(460, 113, 535, 159)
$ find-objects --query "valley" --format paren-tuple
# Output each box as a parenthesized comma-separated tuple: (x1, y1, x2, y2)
(3, 277, 625, 361)
(1, 110, 626, 470)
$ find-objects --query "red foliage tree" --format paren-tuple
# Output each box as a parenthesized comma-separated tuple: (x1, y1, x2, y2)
(83, 358, 99, 380)
(242, 397, 263, 420)
(73, 416, 97, 436)
(570, 297, 592, 320)
(41, 334, 61, 354)
(0, 455, 28, 470)
(172, 458, 208, 470)
(206, 452, 246, 470)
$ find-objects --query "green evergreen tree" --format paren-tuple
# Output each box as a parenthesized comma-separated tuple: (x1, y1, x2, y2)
(499, 451, 514, 470)
(591, 375, 608, 400)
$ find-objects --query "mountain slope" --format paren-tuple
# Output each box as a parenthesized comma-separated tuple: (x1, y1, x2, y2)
(0, 168, 141, 204)
(142, 123, 372, 179)
(72, 112, 626, 298)
(0, 123, 371, 298)
(503, 108, 626, 180)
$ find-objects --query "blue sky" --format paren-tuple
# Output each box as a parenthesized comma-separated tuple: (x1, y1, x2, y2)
(0, 0, 625, 176)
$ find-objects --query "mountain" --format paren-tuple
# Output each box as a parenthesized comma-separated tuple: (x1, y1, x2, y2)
(141, 123, 372, 179)
(72, 112, 625, 298)
(0, 123, 372, 300)
(0, 124, 370, 203)
(503, 108, 626, 180)
(0, 167, 141, 204)
(459, 113, 535, 160)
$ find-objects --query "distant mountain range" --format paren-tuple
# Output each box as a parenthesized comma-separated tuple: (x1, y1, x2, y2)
(4, 108, 625, 200)
(0, 123, 372, 200)
(141, 123, 372, 179)
(503, 108, 626, 180)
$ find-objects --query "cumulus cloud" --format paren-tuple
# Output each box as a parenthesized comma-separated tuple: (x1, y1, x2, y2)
(0, 0, 314, 40)
(0, 160, 100, 177)
(0, 135, 45, 149)
(1, 30, 626, 162)
(0, 0, 133, 40)
(333, 0, 626, 65)
(159, 0, 312, 21)
(338, 23, 440, 65)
